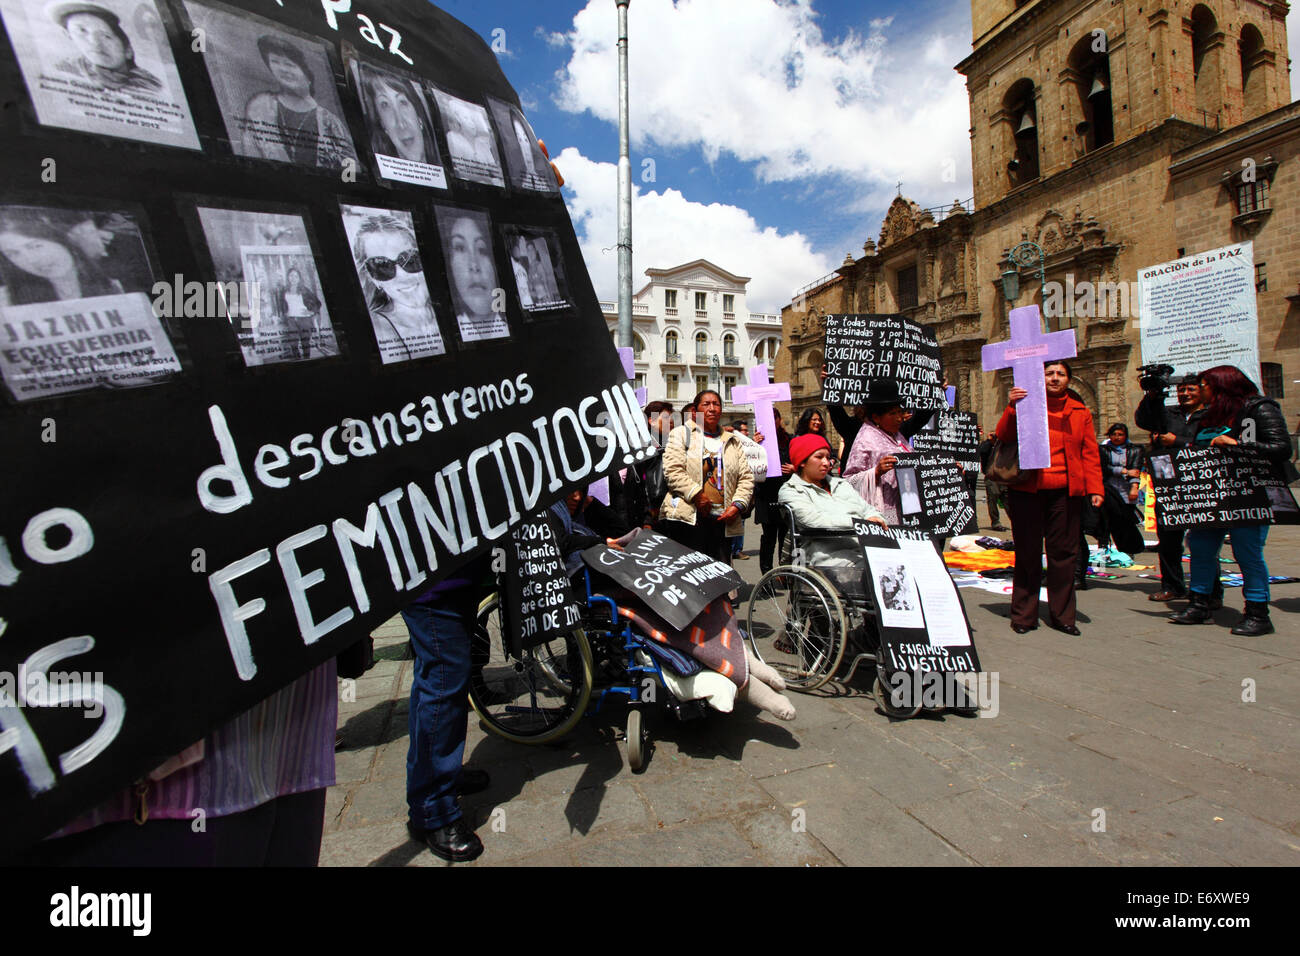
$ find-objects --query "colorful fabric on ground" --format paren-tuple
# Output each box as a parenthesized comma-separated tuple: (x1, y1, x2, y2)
(617, 599, 749, 689)
(944, 549, 1016, 571)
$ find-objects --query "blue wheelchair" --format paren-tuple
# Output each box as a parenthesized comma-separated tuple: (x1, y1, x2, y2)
(467, 569, 709, 770)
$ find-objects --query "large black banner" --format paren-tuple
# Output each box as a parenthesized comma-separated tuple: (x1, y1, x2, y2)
(1149, 445, 1300, 529)
(0, 0, 650, 853)
(820, 314, 946, 409)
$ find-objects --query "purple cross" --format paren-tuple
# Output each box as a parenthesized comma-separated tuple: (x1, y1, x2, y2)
(981, 305, 1077, 470)
(731, 364, 791, 478)
(590, 347, 648, 505)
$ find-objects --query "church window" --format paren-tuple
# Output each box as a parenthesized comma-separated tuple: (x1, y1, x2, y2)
(1069, 38, 1114, 152)
(1003, 79, 1039, 186)
(1239, 25, 1267, 118)
(1190, 5, 1222, 123)
(897, 265, 919, 309)
(1262, 363, 1283, 399)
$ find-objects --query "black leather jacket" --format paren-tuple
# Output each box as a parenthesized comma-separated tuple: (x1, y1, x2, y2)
(1186, 396, 1291, 470)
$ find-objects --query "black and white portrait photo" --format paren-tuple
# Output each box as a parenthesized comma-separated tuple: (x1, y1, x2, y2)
(196, 206, 339, 367)
(184, 1, 357, 171)
(429, 87, 504, 188)
(502, 225, 569, 314)
(487, 96, 556, 193)
(0, 0, 199, 149)
(340, 204, 446, 364)
(0, 202, 182, 401)
(351, 60, 446, 190)
(432, 205, 509, 344)
(1150, 455, 1175, 480)
(862, 551, 925, 630)
(897, 465, 923, 516)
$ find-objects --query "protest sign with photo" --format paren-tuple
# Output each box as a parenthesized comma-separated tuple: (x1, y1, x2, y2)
(854, 522, 979, 675)
(890, 452, 979, 536)
(0, 0, 647, 855)
(1149, 445, 1300, 529)
(348, 57, 447, 190)
(582, 530, 744, 632)
(821, 314, 947, 409)
(910, 409, 980, 473)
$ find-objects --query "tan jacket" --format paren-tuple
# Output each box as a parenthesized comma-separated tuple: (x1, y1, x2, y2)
(660, 421, 755, 536)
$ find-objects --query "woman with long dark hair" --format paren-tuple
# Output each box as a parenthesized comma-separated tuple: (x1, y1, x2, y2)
(360, 68, 438, 165)
(0, 212, 121, 305)
(1169, 365, 1291, 635)
(794, 407, 826, 437)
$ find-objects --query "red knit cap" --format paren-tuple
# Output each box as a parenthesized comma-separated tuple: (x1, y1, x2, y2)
(789, 434, 831, 471)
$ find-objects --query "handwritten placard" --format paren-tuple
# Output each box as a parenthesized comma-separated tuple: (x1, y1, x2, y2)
(581, 529, 743, 631)
(891, 452, 979, 536)
(821, 314, 947, 409)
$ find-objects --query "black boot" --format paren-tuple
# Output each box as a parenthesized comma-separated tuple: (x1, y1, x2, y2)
(1230, 601, 1274, 637)
(1169, 593, 1212, 625)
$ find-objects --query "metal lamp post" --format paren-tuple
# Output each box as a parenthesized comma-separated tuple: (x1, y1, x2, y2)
(1000, 239, 1045, 304)
(615, 0, 633, 350)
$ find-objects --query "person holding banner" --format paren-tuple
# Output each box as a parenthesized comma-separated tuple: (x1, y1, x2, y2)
(1168, 366, 1291, 635)
(1135, 373, 1218, 603)
(841, 380, 926, 526)
(994, 361, 1103, 635)
(660, 389, 755, 564)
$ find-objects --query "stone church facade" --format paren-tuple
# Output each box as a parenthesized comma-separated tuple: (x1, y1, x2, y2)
(780, 0, 1298, 438)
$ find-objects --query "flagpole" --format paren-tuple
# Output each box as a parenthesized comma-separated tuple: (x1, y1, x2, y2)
(615, 0, 633, 350)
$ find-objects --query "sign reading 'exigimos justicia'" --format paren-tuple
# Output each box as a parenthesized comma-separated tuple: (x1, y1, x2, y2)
(0, 0, 649, 853)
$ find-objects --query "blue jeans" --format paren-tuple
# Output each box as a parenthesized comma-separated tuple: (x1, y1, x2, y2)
(1187, 525, 1271, 603)
(401, 587, 479, 830)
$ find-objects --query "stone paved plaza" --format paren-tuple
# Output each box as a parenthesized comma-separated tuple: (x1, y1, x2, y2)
(322, 499, 1300, 867)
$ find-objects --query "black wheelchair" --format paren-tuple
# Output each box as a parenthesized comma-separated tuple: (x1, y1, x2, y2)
(745, 503, 937, 717)
(467, 569, 709, 770)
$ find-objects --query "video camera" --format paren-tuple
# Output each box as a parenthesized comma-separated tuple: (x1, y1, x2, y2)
(1138, 363, 1176, 392)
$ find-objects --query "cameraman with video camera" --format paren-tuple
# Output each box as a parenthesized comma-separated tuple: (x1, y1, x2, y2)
(1134, 365, 1219, 606)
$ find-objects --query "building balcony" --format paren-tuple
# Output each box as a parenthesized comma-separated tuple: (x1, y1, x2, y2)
(695, 310, 708, 319)
(665, 307, 678, 316)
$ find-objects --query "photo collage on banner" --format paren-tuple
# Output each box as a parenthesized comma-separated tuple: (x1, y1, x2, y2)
(183, 0, 357, 171)
(340, 203, 446, 364)
(0, 0, 641, 852)
(195, 205, 340, 366)
(349, 56, 447, 190)
(0, 201, 182, 401)
(0, 0, 200, 150)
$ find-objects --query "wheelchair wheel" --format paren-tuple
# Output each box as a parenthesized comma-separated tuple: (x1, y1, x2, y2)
(626, 708, 646, 772)
(468, 593, 594, 744)
(873, 671, 922, 719)
(746, 566, 847, 691)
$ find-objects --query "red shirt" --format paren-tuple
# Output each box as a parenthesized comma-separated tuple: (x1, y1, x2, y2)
(995, 391, 1103, 497)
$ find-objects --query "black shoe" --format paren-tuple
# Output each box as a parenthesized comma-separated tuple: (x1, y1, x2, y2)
(1011, 622, 1036, 634)
(1207, 595, 1223, 611)
(1230, 602, 1274, 637)
(409, 819, 483, 863)
(459, 768, 490, 795)
(990, 524, 1008, 532)
(1075, 576, 1089, 591)
(1169, 593, 1212, 625)
(1050, 621, 1081, 636)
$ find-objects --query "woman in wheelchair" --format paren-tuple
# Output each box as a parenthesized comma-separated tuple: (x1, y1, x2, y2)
(552, 488, 797, 720)
(778, 434, 888, 568)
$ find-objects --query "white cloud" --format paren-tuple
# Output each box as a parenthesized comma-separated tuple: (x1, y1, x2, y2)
(550, 0, 973, 203)
(556, 147, 834, 313)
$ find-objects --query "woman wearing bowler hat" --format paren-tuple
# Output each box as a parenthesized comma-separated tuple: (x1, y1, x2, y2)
(841, 379, 929, 525)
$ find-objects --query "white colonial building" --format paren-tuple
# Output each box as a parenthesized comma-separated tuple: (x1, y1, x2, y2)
(602, 259, 783, 421)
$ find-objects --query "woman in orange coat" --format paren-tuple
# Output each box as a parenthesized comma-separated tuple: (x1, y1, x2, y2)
(996, 361, 1104, 635)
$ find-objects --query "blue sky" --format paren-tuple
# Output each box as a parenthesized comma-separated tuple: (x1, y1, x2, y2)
(439, 0, 1300, 312)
